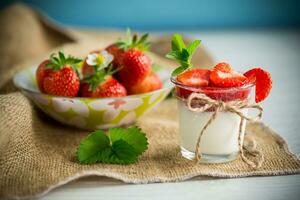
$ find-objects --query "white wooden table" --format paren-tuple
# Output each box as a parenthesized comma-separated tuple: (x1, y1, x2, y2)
(41, 29, 300, 200)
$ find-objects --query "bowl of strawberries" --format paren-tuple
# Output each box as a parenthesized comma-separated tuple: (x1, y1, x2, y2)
(13, 32, 173, 130)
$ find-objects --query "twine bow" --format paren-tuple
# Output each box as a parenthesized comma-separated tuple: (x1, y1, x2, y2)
(186, 92, 264, 169)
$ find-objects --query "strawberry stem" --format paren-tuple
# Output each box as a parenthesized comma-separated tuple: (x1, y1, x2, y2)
(46, 50, 82, 72)
(82, 64, 119, 92)
(115, 28, 150, 51)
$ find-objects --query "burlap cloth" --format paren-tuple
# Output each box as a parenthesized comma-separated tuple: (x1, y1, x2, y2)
(0, 3, 299, 199)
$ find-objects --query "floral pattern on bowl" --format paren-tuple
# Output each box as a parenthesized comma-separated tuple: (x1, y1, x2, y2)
(13, 66, 173, 130)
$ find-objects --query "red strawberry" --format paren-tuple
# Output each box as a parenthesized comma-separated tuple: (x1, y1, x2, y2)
(244, 68, 272, 103)
(43, 67, 80, 97)
(213, 62, 231, 72)
(177, 69, 211, 87)
(37, 51, 81, 97)
(128, 72, 162, 94)
(204, 87, 251, 102)
(80, 76, 127, 97)
(105, 30, 151, 88)
(82, 60, 94, 78)
(210, 62, 247, 87)
(118, 48, 151, 87)
(36, 60, 51, 92)
(175, 69, 210, 98)
(105, 44, 124, 68)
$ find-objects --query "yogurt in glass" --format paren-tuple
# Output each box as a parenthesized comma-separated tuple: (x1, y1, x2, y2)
(172, 77, 254, 163)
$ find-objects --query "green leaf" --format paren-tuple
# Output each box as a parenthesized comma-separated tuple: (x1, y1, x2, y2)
(46, 51, 82, 71)
(76, 130, 110, 164)
(109, 126, 148, 154)
(187, 40, 201, 55)
(76, 126, 148, 165)
(58, 51, 65, 64)
(166, 34, 202, 75)
(171, 66, 188, 76)
(171, 33, 185, 51)
(111, 140, 138, 164)
(116, 28, 150, 51)
(181, 49, 190, 61)
(138, 33, 149, 45)
(165, 51, 178, 60)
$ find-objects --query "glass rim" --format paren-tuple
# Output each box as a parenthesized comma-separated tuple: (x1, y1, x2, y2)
(170, 76, 255, 93)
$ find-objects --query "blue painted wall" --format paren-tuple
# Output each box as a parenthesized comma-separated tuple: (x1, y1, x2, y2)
(1, 0, 300, 29)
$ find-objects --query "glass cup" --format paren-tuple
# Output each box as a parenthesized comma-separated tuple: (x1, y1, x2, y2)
(171, 77, 255, 163)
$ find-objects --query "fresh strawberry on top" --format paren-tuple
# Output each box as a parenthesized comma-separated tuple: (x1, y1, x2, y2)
(175, 69, 211, 98)
(210, 62, 247, 87)
(80, 52, 127, 98)
(244, 68, 272, 103)
(36, 51, 82, 97)
(177, 69, 211, 87)
(128, 71, 162, 94)
(111, 29, 152, 87)
(166, 33, 203, 98)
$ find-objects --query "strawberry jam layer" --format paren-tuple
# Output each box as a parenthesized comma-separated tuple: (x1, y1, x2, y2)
(171, 76, 254, 102)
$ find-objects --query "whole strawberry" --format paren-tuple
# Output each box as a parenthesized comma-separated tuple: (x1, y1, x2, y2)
(36, 60, 51, 92)
(105, 44, 124, 68)
(80, 75, 127, 98)
(110, 29, 152, 88)
(128, 71, 162, 94)
(80, 53, 127, 98)
(119, 48, 152, 87)
(36, 51, 82, 97)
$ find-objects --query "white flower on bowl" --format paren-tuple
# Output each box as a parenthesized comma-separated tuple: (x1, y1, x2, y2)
(88, 98, 143, 122)
(86, 50, 113, 70)
(52, 98, 89, 117)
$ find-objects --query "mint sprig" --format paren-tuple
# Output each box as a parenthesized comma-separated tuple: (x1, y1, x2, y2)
(166, 34, 201, 76)
(115, 28, 150, 51)
(76, 126, 148, 165)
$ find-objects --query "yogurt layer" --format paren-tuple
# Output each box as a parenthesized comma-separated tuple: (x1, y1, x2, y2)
(178, 100, 247, 155)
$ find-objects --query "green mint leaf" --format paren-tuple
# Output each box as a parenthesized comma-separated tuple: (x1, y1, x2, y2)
(171, 33, 185, 51)
(181, 49, 190, 61)
(171, 66, 188, 76)
(109, 126, 148, 155)
(167, 34, 201, 75)
(76, 126, 148, 165)
(166, 51, 181, 60)
(76, 130, 110, 164)
(187, 40, 201, 55)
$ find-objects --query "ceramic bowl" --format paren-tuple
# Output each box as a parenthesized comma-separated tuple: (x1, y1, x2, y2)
(13, 66, 173, 130)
